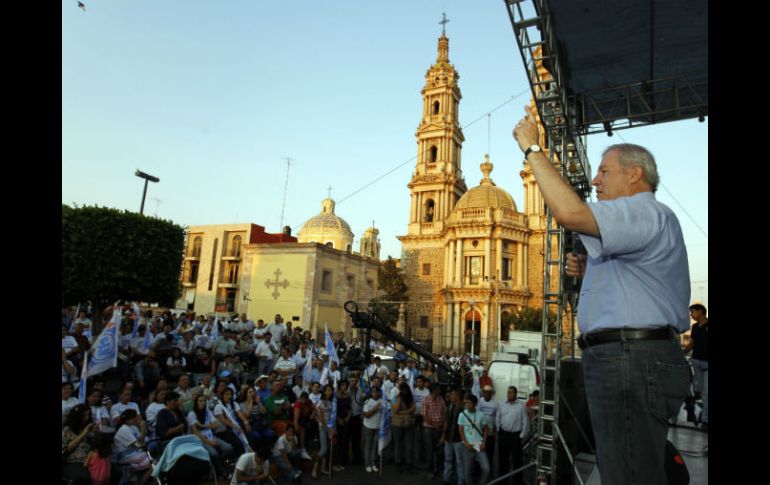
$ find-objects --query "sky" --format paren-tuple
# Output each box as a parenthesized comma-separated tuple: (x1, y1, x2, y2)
(62, 0, 708, 309)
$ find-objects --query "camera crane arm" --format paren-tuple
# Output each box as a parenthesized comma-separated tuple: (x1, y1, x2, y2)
(343, 301, 456, 380)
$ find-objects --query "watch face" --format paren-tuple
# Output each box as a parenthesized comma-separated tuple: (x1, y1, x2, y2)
(531, 145, 541, 152)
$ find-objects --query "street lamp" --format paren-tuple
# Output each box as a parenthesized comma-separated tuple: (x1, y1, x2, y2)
(468, 298, 476, 358)
(134, 170, 160, 215)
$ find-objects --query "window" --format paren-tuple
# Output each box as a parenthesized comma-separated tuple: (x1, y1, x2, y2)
(425, 199, 435, 222)
(433, 100, 440, 115)
(430, 146, 438, 163)
(468, 256, 482, 285)
(423, 263, 431, 275)
(208, 239, 218, 291)
(346, 244, 352, 253)
(325, 242, 334, 248)
(502, 257, 512, 280)
(322, 270, 333, 292)
(420, 316, 429, 328)
(189, 262, 199, 284)
(231, 235, 242, 257)
(347, 274, 355, 296)
(228, 264, 239, 284)
(191, 237, 202, 258)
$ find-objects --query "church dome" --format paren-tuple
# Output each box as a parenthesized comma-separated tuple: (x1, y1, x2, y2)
(453, 156, 517, 212)
(297, 198, 354, 251)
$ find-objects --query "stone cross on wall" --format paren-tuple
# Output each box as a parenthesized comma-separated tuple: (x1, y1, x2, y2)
(265, 268, 289, 300)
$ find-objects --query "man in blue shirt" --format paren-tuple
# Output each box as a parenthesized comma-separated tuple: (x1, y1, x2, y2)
(514, 106, 690, 485)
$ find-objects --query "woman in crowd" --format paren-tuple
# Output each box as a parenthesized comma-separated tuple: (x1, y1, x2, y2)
(112, 409, 152, 485)
(187, 394, 233, 479)
(62, 381, 80, 419)
(391, 382, 416, 473)
(213, 387, 247, 456)
(312, 384, 336, 479)
(292, 391, 315, 460)
(61, 404, 93, 485)
(86, 388, 113, 433)
(333, 380, 352, 471)
(239, 385, 276, 454)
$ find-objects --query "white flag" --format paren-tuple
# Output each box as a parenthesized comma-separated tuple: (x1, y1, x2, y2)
(87, 307, 120, 377)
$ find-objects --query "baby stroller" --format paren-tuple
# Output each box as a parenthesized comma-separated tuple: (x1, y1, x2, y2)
(151, 435, 214, 485)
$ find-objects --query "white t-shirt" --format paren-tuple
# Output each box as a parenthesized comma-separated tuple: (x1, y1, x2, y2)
(61, 336, 79, 354)
(113, 424, 141, 455)
(213, 402, 240, 434)
(62, 360, 76, 384)
(272, 433, 298, 456)
(255, 341, 274, 360)
(308, 392, 322, 407)
(412, 387, 430, 414)
(362, 398, 383, 429)
(145, 402, 165, 429)
(274, 357, 297, 381)
(319, 368, 341, 389)
(294, 350, 310, 371)
(231, 452, 268, 485)
(62, 397, 79, 416)
(110, 402, 141, 426)
(253, 326, 268, 339)
(267, 323, 286, 344)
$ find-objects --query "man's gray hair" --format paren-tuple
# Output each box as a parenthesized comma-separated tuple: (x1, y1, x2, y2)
(602, 143, 659, 192)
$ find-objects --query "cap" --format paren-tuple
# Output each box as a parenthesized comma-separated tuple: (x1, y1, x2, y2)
(220, 370, 232, 378)
(482, 385, 494, 392)
(256, 375, 270, 382)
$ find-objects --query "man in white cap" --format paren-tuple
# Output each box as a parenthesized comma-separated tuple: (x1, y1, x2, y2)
(478, 384, 500, 472)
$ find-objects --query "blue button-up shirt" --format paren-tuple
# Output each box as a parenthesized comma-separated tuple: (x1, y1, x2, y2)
(578, 192, 691, 334)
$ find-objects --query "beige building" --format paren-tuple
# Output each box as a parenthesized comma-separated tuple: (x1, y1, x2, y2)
(399, 33, 556, 360)
(178, 202, 381, 336)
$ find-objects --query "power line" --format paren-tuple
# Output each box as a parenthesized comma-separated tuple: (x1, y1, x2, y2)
(614, 132, 708, 239)
(337, 88, 529, 205)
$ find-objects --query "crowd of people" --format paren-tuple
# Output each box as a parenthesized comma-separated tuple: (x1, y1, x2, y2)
(61, 306, 540, 485)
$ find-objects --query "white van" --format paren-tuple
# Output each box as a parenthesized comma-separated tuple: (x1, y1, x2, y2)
(487, 351, 540, 403)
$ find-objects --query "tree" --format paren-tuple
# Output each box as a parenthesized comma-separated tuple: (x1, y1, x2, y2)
(503, 306, 557, 332)
(62, 205, 186, 332)
(368, 256, 408, 328)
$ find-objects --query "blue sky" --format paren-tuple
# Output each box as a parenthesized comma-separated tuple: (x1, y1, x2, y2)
(62, 0, 707, 308)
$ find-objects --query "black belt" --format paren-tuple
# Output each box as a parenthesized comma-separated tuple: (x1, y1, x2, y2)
(577, 326, 675, 350)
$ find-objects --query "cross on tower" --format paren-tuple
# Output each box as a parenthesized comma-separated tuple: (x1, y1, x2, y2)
(327, 185, 333, 199)
(265, 268, 290, 300)
(439, 12, 450, 34)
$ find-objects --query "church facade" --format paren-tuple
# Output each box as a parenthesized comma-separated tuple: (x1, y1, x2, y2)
(399, 33, 556, 360)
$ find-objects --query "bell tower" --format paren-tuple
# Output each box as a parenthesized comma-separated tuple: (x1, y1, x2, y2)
(406, 28, 468, 236)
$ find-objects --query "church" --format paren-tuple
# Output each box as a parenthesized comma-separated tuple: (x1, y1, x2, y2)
(398, 31, 555, 360)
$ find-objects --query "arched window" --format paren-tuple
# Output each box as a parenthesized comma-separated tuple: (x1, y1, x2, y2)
(430, 145, 438, 163)
(425, 199, 435, 222)
(433, 100, 440, 115)
(325, 242, 334, 248)
(231, 235, 241, 257)
(192, 237, 202, 258)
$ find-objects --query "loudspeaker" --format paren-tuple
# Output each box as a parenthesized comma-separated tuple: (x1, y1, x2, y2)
(556, 357, 595, 484)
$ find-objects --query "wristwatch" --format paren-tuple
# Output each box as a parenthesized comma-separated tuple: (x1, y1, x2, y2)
(524, 144, 542, 158)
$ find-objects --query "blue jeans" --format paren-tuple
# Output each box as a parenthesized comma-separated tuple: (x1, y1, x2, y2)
(691, 358, 708, 424)
(583, 337, 690, 485)
(274, 450, 302, 481)
(461, 446, 489, 485)
(392, 425, 414, 466)
(443, 441, 465, 485)
(200, 436, 234, 476)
